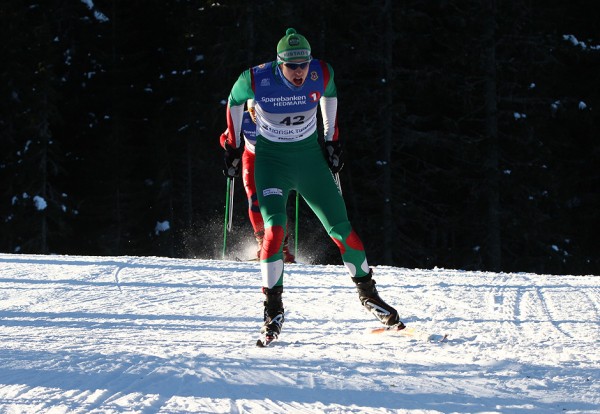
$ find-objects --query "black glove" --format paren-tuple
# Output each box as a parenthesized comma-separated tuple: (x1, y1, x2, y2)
(223, 144, 243, 178)
(323, 141, 344, 173)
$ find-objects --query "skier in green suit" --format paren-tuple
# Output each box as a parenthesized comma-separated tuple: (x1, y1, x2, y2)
(222, 28, 404, 344)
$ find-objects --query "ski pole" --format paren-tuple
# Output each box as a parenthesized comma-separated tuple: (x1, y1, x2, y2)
(294, 190, 299, 258)
(228, 177, 235, 232)
(222, 177, 234, 259)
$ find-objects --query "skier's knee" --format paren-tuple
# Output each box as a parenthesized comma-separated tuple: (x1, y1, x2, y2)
(329, 222, 365, 253)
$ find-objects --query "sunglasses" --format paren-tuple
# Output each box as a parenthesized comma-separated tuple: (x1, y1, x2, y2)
(283, 61, 310, 70)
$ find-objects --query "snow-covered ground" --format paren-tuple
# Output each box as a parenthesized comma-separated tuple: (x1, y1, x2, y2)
(0, 253, 598, 413)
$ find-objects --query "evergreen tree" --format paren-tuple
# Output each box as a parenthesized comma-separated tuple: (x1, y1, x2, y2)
(0, 0, 596, 274)
(0, 1, 77, 253)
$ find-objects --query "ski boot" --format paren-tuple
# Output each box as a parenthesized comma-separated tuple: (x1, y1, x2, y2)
(352, 271, 405, 328)
(282, 235, 296, 264)
(254, 230, 264, 260)
(258, 286, 285, 346)
(256, 230, 295, 263)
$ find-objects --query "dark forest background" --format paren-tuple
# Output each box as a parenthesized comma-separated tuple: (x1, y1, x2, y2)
(1, 0, 598, 275)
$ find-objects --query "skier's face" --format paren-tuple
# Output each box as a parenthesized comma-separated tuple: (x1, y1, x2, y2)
(281, 60, 310, 87)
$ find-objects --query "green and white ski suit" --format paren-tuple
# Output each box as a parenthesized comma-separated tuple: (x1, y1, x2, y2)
(225, 60, 370, 288)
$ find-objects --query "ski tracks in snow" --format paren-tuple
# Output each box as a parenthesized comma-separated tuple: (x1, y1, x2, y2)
(0, 254, 599, 413)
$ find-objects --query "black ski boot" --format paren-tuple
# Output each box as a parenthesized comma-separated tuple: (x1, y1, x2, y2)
(352, 271, 405, 328)
(260, 286, 285, 343)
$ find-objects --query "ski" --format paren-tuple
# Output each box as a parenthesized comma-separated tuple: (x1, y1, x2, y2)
(236, 256, 299, 264)
(369, 325, 448, 342)
(233, 256, 259, 262)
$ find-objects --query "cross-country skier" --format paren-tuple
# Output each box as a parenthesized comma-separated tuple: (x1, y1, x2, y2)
(222, 28, 405, 345)
(220, 102, 296, 263)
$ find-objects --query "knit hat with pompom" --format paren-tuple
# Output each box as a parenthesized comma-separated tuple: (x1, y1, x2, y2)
(276, 28, 312, 63)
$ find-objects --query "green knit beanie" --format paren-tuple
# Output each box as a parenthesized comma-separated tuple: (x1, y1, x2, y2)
(276, 28, 312, 63)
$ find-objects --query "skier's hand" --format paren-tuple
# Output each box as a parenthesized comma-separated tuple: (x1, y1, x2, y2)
(324, 140, 344, 173)
(219, 131, 228, 149)
(223, 144, 243, 178)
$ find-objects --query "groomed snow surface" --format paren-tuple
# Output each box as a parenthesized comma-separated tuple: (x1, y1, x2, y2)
(0, 253, 598, 413)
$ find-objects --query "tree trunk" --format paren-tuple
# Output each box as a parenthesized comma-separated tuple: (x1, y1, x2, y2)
(482, 0, 501, 271)
(381, 0, 394, 264)
(39, 113, 49, 254)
